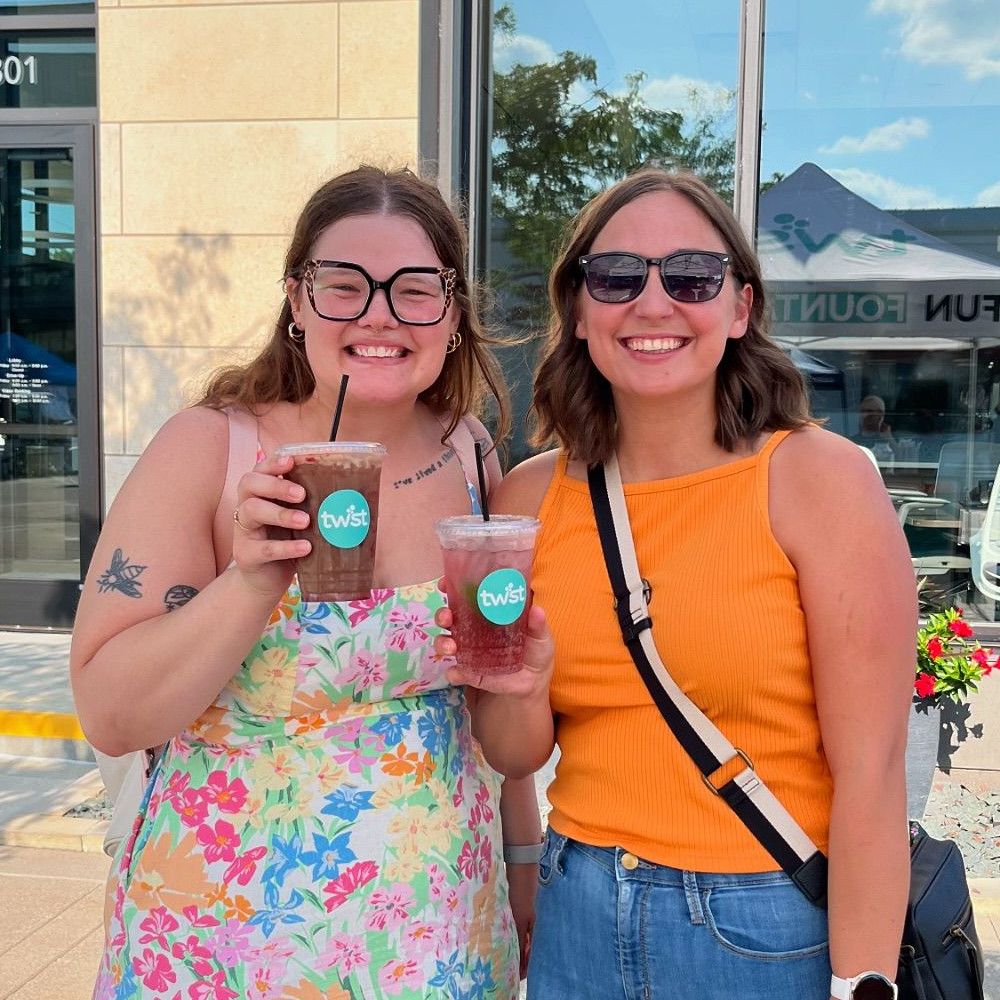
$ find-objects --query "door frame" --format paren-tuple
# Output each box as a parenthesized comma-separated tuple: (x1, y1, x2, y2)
(0, 122, 98, 629)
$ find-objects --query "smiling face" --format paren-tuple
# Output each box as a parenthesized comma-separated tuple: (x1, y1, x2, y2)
(285, 212, 460, 408)
(574, 190, 752, 410)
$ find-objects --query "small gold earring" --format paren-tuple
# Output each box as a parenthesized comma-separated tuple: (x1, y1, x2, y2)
(446, 331, 462, 354)
(288, 322, 304, 342)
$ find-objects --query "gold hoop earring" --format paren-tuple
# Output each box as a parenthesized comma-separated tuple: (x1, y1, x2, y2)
(287, 322, 304, 342)
(446, 331, 462, 354)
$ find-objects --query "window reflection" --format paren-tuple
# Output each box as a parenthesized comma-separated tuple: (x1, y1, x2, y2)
(489, 1, 740, 460)
(760, 0, 1000, 619)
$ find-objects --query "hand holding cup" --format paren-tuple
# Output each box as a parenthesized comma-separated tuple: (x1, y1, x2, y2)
(231, 452, 312, 599)
(434, 600, 554, 698)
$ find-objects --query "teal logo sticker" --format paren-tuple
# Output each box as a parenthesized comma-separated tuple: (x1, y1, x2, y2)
(477, 568, 528, 625)
(317, 489, 371, 548)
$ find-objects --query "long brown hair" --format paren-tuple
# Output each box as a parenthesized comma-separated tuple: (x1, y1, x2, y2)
(197, 165, 510, 446)
(532, 167, 810, 464)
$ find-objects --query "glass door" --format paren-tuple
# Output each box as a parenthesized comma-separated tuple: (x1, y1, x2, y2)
(0, 123, 96, 628)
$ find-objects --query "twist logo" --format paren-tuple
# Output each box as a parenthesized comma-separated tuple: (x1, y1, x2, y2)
(477, 568, 528, 625)
(317, 489, 371, 548)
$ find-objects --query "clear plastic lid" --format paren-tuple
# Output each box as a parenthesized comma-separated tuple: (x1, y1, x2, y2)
(435, 514, 541, 549)
(275, 441, 386, 458)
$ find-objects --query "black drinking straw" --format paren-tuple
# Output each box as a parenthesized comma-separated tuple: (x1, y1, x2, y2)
(474, 441, 491, 521)
(329, 374, 349, 441)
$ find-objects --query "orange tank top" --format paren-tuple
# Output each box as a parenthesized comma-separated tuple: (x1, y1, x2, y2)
(533, 430, 833, 872)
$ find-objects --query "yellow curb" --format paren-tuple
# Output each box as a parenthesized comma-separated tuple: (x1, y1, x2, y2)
(0, 709, 86, 741)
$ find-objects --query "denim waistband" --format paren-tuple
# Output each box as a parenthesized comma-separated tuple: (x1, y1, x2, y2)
(548, 830, 791, 890)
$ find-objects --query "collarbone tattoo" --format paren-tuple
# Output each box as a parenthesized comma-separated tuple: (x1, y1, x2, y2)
(392, 447, 457, 490)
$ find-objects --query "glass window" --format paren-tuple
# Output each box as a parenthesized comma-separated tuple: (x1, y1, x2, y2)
(759, 0, 1000, 620)
(488, 1, 741, 461)
(0, 145, 79, 587)
(0, 30, 96, 109)
(0, 0, 93, 12)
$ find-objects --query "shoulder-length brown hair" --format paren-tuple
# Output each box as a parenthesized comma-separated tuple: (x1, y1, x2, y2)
(532, 167, 810, 464)
(197, 165, 510, 446)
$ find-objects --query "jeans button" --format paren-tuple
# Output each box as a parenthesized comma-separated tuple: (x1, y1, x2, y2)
(621, 851, 639, 870)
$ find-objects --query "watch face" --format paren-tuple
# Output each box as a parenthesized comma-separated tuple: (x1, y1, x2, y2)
(853, 975, 895, 1000)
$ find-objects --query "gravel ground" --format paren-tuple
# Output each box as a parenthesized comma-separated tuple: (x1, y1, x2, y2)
(922, 770, 1000, 876)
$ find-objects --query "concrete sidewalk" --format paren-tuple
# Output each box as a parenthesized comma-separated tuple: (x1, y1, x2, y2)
(0, 843, 998, 1000)
(0, 845, 109, 1000)
(1, 629, 999, 997)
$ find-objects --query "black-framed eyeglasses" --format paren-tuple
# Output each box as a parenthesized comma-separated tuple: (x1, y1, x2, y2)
(579, 250, 731, 304)
(297, 259, 458, 325)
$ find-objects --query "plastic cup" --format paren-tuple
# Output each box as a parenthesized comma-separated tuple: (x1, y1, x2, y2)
(435, 514, 541, 675)
(276, 441, 386, 602)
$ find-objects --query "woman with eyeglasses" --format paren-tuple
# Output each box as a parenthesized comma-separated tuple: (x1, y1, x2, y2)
(73, 166, 539, 1000)
(434, 168, 915, 1000)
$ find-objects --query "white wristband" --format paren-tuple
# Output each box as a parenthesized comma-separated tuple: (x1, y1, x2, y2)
(830, 972, 897, 1000)
(502, 841, 544, 864)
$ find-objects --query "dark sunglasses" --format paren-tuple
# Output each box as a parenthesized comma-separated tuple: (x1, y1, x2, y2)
(579, 250, 731, 304)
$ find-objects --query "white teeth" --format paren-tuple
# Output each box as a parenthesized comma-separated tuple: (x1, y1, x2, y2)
(350, 345, 406, 358)
(623, 337, 685, 353)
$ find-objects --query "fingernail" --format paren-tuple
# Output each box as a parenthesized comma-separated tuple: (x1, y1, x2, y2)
(289, 485, 304, 501)
(293, 512, 308, 527)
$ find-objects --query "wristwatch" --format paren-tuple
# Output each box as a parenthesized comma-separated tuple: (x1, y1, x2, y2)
(830, 971, 898, 1000)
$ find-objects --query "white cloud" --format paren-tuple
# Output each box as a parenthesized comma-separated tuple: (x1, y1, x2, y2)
(801, 90, 816, 102)
(860, 73, 880, 84)
(493, 32, 556, 73)
(820, 116, 929, 155)
(870, 0, 1000, 80)
(827, 167, 946, 208)
(639, 75, 732, 118)
(975, 181, 1000, 207)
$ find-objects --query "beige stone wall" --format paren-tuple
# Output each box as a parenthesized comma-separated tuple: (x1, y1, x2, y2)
(98, 0, 420, 505)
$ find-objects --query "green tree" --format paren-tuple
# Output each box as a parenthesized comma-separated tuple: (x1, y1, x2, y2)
(489, 5, 737, 326)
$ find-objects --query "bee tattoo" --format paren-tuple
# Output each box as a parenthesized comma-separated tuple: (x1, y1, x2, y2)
(96, 548, 147, 599)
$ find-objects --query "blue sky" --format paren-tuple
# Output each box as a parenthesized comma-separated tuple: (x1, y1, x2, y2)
(494, 0, 1000, 210)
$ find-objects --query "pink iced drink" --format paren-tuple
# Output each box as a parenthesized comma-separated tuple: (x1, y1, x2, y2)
(436, 515, 541, 675)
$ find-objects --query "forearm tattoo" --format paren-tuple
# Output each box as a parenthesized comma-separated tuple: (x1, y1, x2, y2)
(164, 584, 199, 612)
(392, 448, 456, 490)
(96, 548, 147, 598)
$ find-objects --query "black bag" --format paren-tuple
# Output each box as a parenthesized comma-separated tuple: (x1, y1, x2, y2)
(586, 459, 986, 1000)
(897, 823, 984, 1000)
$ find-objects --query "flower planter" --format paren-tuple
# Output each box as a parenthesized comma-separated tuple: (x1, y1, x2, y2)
(906, 699, 942, 820)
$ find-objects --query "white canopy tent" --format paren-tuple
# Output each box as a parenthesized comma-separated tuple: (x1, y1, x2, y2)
(758, 162, 1000, 343)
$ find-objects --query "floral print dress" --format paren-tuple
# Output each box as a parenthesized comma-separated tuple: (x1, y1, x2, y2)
(94, 490, 518, 1000)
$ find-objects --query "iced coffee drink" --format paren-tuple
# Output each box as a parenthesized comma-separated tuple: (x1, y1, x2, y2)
(435, 515, 541, 675)
(276, 442, 386, 602)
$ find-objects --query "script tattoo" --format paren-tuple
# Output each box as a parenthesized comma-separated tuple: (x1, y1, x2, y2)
(392, 448, 456, 490)
(96, 548, 147, 599)
(164, 584, 199, 612)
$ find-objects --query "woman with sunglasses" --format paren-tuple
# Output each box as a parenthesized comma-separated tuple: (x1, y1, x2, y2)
(73, 166, 540, 1000)
(435, 168, 915, 1000)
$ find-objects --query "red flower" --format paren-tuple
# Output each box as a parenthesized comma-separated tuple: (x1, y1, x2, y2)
(132, 949, 176, 992)
(926, 637, 944, 660)
(323, 860, 379, 912)
(200, 772, 249, 814)
(196, 820, 240, 864)
(915, 673, 938, 699)
(971, 648, 989, 668)
(223, 845, 267, 887)
(948, 618, 974, 638)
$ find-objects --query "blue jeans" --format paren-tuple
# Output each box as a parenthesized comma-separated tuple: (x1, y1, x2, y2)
(526, 831, 831, 1000)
